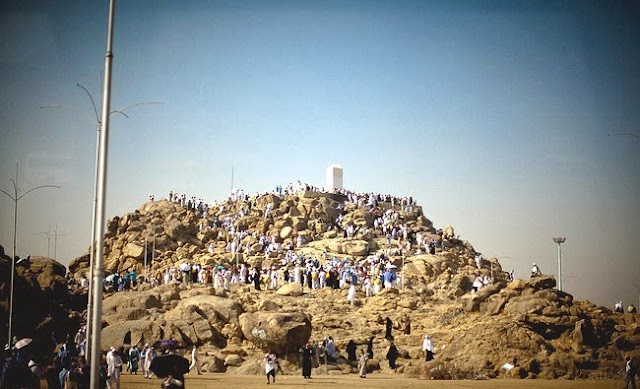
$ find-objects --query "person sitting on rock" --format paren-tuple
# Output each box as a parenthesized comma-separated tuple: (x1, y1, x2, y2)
(628, 304, 638, 314)
(615, 301, 624, 313)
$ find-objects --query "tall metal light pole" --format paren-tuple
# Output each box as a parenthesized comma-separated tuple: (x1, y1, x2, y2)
(36, 226, 54, 258)
(52, 225, 70, 261)
(42, 80, 161, 362)
(89, 0, 116, 385)
(552, 237, 567, 291)
(0, 164, 60, 347)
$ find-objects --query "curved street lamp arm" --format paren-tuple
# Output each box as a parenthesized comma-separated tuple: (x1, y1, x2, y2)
(112, 101, 164, 118)
(77, 83, 100, 123)
(16, 185, 61, 201)
(0, 188, 15, 201)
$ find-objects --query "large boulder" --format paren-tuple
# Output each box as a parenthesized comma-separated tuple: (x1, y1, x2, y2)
(530, 275, 556, 291)
(172, 295, 244, 325)
(504, 295, 554, 315)
(343, 240, 369, 256)
(101, 319, 163, 350)
(276, 283, 303, 297)
(238, 311, 312, 354)
(123, 242, 144, 259)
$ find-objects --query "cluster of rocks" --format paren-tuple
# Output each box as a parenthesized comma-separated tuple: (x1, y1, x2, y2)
(19, 190, 640, 379)
(0, 245, 84, 352)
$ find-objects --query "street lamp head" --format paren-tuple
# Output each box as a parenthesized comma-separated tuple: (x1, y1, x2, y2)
(553, 237, 566, 244)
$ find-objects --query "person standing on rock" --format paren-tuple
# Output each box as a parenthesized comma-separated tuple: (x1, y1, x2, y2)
(299, 343, 315, 379)
(264, 349, 278, 384)
(422, 334, 434, 362)
(347, 281, 357, 307)
(530, 262, 541, 278)
(385, 317, 394, 340)
(366, 336, 374, 359)
(403, 314, 411, 335)
(252, 268, 262, 291)
(346, 340, 357, 365)
(386, 340, 399, 371)
(626, 356, 637, 389)
(189, 345, 201, 375)
(358, 348, 368, 378)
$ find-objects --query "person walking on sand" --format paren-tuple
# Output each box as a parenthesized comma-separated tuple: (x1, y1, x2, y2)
(143, 345, 156, 379)
(300, 343, 315, 379)
(106, 347, 123, 389)
(626, 356, 637, 389)
(128, 344, 140, 374)
(358, 348, 368, 378)
(265, 349, 278, 384)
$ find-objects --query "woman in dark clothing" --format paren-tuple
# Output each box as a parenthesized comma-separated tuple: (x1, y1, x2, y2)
(346, 340, 357, 364)
(366, 336, 374, 359)
(299, 343, 315, 379)
(385, 317, 393, 340)
(386, 341, 399, 370)
(252, 270, 261, 291)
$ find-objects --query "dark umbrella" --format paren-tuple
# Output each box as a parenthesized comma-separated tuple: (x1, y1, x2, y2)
(149, 354, 189, 378)
(160, 339, 178, 351)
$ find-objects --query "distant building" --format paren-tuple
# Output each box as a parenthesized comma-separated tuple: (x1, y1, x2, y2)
(325, 164, 343, 190)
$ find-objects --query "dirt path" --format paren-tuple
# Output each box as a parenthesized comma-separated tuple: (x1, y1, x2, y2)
(121, 372, 622, 389)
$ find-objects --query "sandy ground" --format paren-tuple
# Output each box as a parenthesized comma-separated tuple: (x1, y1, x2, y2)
(121, 373, 623, 389)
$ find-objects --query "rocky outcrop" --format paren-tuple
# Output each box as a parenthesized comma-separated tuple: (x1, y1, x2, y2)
(238, 311, 312, 355)
(0, 248, 83, 352)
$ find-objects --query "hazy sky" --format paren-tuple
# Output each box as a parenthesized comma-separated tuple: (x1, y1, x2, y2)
(1, 1, 638, 308)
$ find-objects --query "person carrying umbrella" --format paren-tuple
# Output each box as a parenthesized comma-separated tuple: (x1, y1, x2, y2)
(150, 352, 189, 389)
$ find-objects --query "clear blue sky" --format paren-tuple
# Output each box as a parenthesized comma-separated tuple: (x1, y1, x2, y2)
(1, 1, 639, 308)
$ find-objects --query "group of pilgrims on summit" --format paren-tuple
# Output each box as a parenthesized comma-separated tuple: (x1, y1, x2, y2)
(98, 182, 488, 295)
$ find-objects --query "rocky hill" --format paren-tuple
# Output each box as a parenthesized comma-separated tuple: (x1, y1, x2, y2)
(62, 190, 639, 379)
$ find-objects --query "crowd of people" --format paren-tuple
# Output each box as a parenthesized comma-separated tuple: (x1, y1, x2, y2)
(262, 321, 436, 384)
(114, 184, 496, 299)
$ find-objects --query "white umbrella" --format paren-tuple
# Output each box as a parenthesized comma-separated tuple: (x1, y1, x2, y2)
(105, 274, 115, 282)
(179, 263, 191, 272)
(14, 338, 32, 349)
(386, 264, 397, 269)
